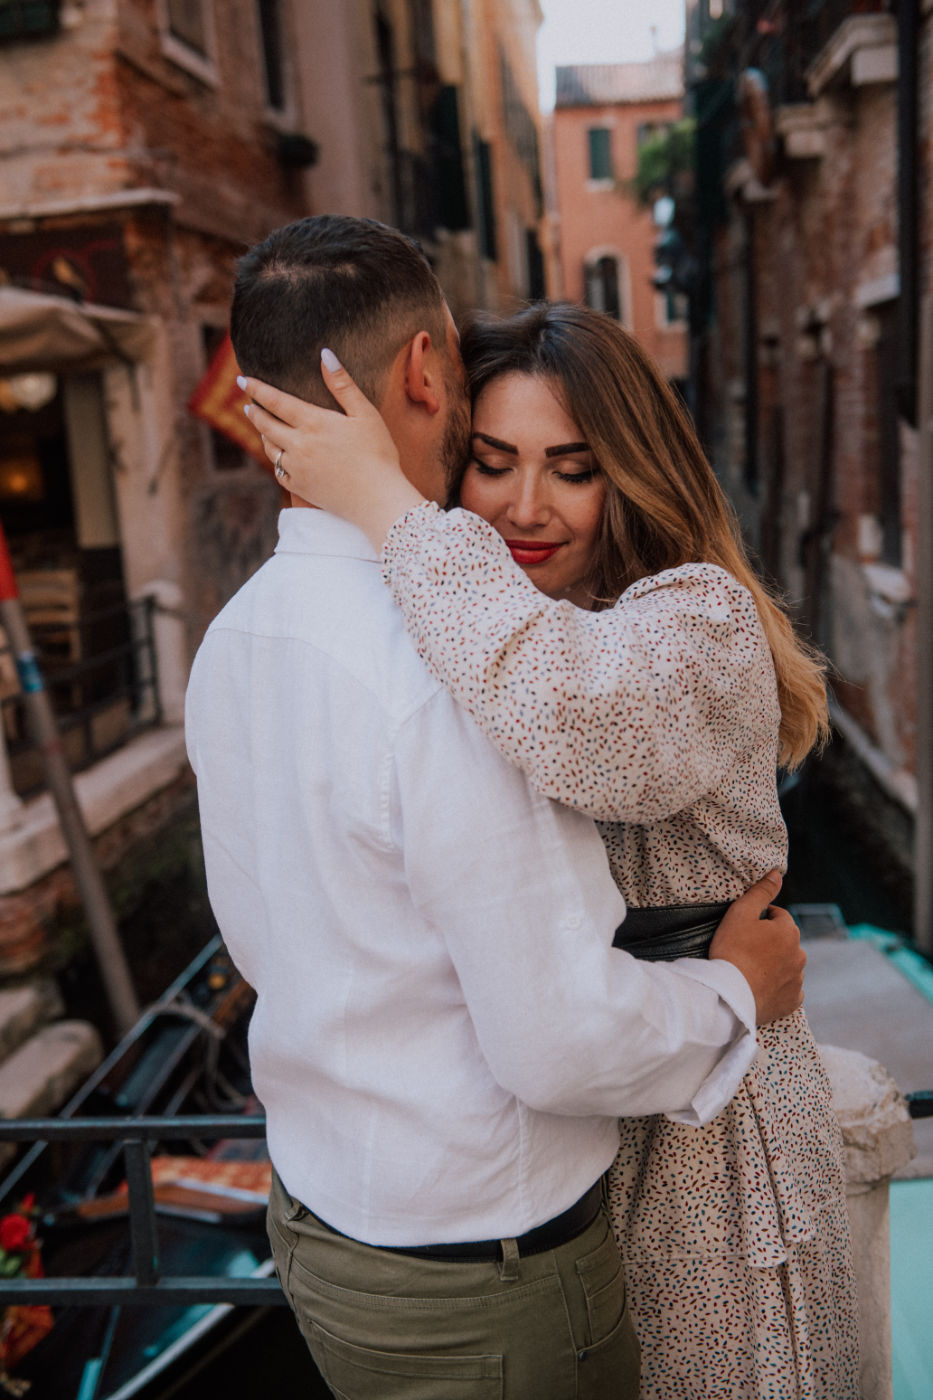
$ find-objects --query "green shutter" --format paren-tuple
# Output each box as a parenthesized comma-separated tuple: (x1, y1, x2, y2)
(588, 127, 612, 181)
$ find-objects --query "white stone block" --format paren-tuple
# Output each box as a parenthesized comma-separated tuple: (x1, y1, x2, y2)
(820, 1044, 916, 1400)
(0, 1020, 102, 1123)
(821, 1043, 916, 1188)
(0, 981, 63, 1064)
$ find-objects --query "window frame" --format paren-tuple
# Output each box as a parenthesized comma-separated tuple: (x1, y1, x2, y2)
(157, 0, 219, 87)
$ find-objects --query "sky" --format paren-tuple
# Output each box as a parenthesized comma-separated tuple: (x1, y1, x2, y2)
(536, 0, 687, 107)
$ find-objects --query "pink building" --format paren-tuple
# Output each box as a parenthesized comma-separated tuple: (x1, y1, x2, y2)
(552, 54, 687, 383)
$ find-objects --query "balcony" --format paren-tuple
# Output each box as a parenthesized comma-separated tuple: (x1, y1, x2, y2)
(0, 585, 161, 800)
(695, 0, 890, 105)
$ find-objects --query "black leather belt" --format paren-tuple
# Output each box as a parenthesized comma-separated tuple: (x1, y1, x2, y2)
(361, 1180, 604, 1263)
(613, 901, 730, 962)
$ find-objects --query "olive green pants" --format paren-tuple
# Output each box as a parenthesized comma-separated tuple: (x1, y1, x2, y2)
(268, 1170, 640, 1399)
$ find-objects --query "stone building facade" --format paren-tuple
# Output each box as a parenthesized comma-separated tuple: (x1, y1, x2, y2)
(686, 0, 931, 940)
(0, 0, 548, 977)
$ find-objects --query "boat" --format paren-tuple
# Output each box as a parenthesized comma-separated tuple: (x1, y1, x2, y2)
(0, 935, 324, 1400)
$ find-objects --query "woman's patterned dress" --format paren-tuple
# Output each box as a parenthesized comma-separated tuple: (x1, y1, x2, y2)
(381, 502, 859, 1400)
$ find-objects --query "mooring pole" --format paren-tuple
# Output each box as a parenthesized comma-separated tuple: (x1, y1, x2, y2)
(0, 522, 139, 1034)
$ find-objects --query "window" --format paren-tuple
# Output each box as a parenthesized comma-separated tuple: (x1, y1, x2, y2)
(636, 121, 673, 150)
(526, 229, 545, 300)
(657, 288, 688, 327)
(584, 254, 622, 321)
(430, 86, 470, 232)
(500, 47, 543, 214)
(166, 0, 208, 56)
(257, 0, 286, 111)
(0, 0, 61, 41)
(587, 127, 613, 182)
(474, 135, 497, 261)
(159, 0, 217, 83)
(873, 302, 902, 565)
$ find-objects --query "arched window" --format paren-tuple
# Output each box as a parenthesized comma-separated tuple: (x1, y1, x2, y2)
(583, 250, 627, 323)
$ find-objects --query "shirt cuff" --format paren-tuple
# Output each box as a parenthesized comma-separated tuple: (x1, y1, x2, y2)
(664, 958, 758, 1126)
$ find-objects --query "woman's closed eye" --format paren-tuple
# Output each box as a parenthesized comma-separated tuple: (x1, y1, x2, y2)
(555, 466, 599, 484)
(470, 456, 513, 477)
(470, 456, 599, 485)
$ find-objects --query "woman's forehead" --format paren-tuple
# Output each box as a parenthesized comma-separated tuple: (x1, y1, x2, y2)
(474, 371, 579, 431)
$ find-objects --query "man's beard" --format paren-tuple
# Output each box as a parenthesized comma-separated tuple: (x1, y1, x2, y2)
(439, 370, 473, 502)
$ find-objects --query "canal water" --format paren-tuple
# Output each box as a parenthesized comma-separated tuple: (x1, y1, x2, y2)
(777, 749, 913, 936)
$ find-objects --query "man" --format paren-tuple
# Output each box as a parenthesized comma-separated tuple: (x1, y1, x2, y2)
(186, 215, 804, 1399)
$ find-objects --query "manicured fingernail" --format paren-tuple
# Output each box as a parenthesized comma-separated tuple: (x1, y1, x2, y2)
(242, 404, 251, 417)
(236, 375, 248, 390)
(321, 348, 341, 372)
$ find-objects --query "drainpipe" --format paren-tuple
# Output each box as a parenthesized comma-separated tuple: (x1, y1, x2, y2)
(896, 0, 918, 432)
(915, 294, 933, 955)
(900, 0, 929, 952)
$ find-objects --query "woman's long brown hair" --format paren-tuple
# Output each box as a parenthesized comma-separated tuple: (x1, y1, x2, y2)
(459, 302, 829, 769)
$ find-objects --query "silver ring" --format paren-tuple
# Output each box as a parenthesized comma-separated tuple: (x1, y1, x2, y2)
(274, 448, 288, 481)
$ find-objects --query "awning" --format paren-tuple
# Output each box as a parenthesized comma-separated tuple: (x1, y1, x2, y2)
(0, 286, 153, 373)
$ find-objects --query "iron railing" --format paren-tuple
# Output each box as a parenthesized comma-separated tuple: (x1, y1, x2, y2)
(0, 593, 161, 797)
(0, 1114, 285, 1307)
(695, 0, 891, 107)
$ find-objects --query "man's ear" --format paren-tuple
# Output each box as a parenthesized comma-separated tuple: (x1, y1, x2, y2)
(404, 330, 441, 416)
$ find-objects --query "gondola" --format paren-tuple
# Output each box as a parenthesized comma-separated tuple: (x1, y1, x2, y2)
(0, 936, 324, 1400)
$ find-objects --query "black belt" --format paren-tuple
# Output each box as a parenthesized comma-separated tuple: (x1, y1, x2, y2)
(320, 1180, 605, 1264)
(613, 902, 731, 962)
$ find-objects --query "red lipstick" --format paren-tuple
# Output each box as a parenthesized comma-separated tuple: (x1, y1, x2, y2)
(505, 540, 562, 566)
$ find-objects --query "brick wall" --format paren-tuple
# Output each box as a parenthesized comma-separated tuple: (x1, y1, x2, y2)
(703, 11, 920, 794)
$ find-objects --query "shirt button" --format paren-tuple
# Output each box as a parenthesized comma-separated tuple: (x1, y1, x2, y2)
(565, 913, 582, 930)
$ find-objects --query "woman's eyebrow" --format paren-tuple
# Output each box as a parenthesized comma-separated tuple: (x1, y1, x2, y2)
(472, 431, 590, 457)
(473, 431, 517, 454)
(544, 441, 589, 457)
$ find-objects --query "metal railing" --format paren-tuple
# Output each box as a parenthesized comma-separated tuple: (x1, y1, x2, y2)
(702, 0, 890, 106)
(0, 594, 161, 797)
(0, 1115, 285, 1307)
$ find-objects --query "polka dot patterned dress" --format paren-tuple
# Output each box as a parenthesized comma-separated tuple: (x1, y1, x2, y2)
(382, 503, 860, 1400)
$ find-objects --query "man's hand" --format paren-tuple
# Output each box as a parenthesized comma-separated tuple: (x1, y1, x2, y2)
(709, 871, 806, 1025)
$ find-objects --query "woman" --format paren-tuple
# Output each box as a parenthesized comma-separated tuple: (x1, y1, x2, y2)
(240, 302, 859, 1399)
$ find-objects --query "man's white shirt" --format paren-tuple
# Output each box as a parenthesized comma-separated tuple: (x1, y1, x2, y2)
(185, 509, 757, 1247)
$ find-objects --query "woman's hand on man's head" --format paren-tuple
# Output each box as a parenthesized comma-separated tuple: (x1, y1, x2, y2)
(239, 356, 423, 549)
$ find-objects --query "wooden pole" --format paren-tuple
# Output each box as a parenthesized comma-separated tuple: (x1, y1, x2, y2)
(0, 523, 139, 1033)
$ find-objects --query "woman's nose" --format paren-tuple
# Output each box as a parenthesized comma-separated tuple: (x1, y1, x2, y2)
(507, 475, 549, 527)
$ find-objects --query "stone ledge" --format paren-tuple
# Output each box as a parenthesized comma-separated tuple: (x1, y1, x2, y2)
(0, 725, 189, 895)
(0, 982, 63, 1064)
(807, 14, 898, 97)
(0, 1020, 103, 1169)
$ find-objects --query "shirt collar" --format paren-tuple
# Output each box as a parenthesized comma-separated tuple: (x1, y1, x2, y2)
(274, 507, 381, 563)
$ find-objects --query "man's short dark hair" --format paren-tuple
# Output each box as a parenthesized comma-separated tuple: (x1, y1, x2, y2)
(231, 215, 448, 407)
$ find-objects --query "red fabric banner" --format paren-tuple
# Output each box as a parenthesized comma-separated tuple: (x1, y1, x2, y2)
(188, 333, 269, 468)
(0, 520, 19, 601)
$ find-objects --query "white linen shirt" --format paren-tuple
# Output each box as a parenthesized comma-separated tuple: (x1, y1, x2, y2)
(185, 508, 758, 1248)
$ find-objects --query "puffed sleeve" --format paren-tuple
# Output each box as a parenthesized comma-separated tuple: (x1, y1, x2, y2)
(382, 502, 780, 824)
